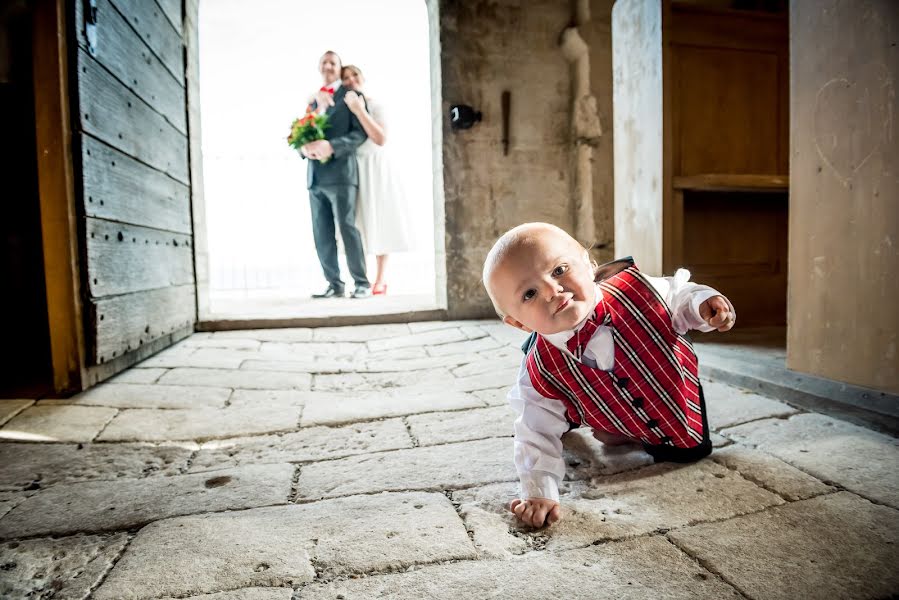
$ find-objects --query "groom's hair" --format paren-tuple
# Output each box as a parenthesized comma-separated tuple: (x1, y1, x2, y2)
(321, 50, 342, 66)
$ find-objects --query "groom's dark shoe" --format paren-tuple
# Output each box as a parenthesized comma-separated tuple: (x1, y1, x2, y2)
(351, 286, 372, 299)
(312, 285, 345, 299)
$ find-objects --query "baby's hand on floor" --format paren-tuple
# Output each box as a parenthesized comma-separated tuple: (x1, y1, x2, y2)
(509, 498, 561, 528)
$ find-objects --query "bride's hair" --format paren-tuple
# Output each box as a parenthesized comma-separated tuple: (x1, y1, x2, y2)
(341, 64, 364, 83)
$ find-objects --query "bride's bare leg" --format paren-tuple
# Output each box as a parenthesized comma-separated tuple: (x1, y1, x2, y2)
(374, 255, 389, 287)
(592, 429, 638, 446)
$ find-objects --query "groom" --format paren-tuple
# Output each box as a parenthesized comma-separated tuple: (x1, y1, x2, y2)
(300, 50, 371, 299)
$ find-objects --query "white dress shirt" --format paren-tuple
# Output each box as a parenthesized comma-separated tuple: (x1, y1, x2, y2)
(508, 269, 733, 502)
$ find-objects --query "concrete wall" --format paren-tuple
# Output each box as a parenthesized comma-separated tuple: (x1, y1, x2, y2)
(611, 0, 664, 275)
(788, 0, 899, 393)
(440, 0, 615, 318)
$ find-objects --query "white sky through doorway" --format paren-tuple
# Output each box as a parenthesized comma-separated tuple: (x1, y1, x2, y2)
(199, 0, 435, 303)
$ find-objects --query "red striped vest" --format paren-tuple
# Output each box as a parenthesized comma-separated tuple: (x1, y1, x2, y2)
(525, 262, 705, 448)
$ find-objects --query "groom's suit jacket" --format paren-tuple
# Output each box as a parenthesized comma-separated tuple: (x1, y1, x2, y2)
(305, 86, 368, 189)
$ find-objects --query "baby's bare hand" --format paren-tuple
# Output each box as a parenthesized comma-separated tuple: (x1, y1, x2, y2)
(699, 295, 736, 332)
(509, 498, 561, 528)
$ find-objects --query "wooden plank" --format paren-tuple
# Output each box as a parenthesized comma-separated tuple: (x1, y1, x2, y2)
(155, 0, 183, 36)
(33, 0, 86, 394)
(85, 324, 192, 386)
(673, 174, 788, 192)
(82, 136, 191, 233)
(75, 0, 186, 133)
(109, 0, 183, 82)
(78, 47, 189, 183)
(90, 284, 195, 363)
(86, 218, 194, 298)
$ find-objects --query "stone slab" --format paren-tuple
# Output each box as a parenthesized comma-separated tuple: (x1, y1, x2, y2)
(367, 328, 469, 352)
(0, 463, 295, 539)
(312, 368, 456, 392)
(51, 383, 232, 409)
(227, 389, 306, 410)
(188, 418, 412, 472)
(93, 492, 475, 599)
(166, 590, 293, 600)
(97, 403, 302, 442)
(182, 337, 262, 350)
(240, 359, 355, 374)
(301, 390, 484, 426)
(408, 320, 493, 333)
(298, 536, 739, 600)
(108, 367, 167, 384)
(263, 341, 365, 358)
(669, 492, 899, 600)
(0, 441, 194, 490)
(296, 438, 517, 500)
(703, 379, 798, 430)
(722, 413, 899, 508)
(159, 368, 312, 390)
(213, 328, 313, 342)
(139, 350, 246, 369)
(454, 460, 783, 552)
(312, 323, 410, 342)
(0, 399, 33, 427)
(451, 356, 521, 378)
(0, 405, 117, 442)
(478, 322, 530, 348)
(0, 491, 26, 519)
(425, 336, 504, 358)
(472, 386, 509, 406)
(406, 405, 515, 446)
(0, 533, 130, 600)
(710, 445, 834, 501)
(362, 355, 475, 373)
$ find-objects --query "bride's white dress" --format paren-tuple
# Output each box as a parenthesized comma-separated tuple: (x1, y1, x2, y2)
(355, 99, 412, 255)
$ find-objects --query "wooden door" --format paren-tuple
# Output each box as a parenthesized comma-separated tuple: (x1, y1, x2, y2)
(72, 0, 195, 383)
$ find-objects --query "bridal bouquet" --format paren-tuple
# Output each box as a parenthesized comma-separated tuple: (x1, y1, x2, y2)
(287, 108, 331, 161)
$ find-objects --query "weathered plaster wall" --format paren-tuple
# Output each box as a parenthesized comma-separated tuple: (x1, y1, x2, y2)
(611, 0, 664, 275)
(788, 0, 899, 392)
(440, 0, 615, 318)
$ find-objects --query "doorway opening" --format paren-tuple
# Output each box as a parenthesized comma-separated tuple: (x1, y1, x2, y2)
(0, 1, 53, 397)
(195, 0, 444, 324)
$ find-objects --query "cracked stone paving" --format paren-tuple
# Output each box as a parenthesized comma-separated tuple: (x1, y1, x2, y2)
(0, 321, 897, 599)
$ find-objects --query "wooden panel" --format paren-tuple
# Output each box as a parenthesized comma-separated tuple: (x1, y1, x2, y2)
(75, 0, 185, 133)
(84, 324, 192, 386)
(669, 5, 787, 52)
(673, 45, 781, 175)
(682, 191, 787, 326)
(155, 0, 183, 36)
(109, 0, 183, 81)
(82, 136, 191, 233)
(673, 173, 788, 192)
(86, 218, 194, 298)
(77, 47, 189, 183)
(90, 284, 195, 363)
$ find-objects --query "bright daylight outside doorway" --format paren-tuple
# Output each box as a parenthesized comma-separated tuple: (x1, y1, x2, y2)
(199, 0, 438, 320)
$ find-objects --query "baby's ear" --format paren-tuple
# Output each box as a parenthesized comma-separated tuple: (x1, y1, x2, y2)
(503, 316, 532, 333)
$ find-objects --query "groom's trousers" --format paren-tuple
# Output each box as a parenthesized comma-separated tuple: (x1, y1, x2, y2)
(309, 184, 369, 290)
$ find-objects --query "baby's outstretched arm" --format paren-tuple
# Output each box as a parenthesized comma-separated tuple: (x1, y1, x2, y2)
(699, 295, 735, 331)
(509, 498, 561, 528)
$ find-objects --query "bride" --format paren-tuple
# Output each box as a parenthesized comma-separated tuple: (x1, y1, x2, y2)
(341, 65, 412, 296)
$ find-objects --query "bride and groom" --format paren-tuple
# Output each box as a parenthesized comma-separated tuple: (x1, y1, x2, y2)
(299, 50, 410, 299)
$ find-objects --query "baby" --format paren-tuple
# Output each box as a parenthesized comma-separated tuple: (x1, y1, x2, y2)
(482, 223, 735, 528)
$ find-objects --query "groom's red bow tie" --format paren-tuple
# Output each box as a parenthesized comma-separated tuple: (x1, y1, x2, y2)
(320, 86, 335, 94)
(565, 301, 610, 359)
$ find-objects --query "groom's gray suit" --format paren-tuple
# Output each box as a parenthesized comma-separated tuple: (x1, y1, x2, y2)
(306, 86, 369, 292)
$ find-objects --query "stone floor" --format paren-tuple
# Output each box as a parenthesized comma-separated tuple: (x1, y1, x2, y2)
(1, 320, 897, 599)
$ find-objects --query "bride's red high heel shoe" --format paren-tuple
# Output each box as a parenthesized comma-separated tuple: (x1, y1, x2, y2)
(372, 283, 387, 295)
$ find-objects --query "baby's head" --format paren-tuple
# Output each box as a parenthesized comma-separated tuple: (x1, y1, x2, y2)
(483, 223, 596, 335)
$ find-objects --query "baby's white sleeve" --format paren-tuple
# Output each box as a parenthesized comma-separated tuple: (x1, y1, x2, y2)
(647, 269, 735, 334)
(508, 357, 570, 502)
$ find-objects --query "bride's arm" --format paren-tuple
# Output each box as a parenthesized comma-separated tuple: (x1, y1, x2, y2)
(345, 92, 386, 146)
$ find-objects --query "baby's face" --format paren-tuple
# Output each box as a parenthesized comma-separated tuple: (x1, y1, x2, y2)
(490, 232, 596, 335)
